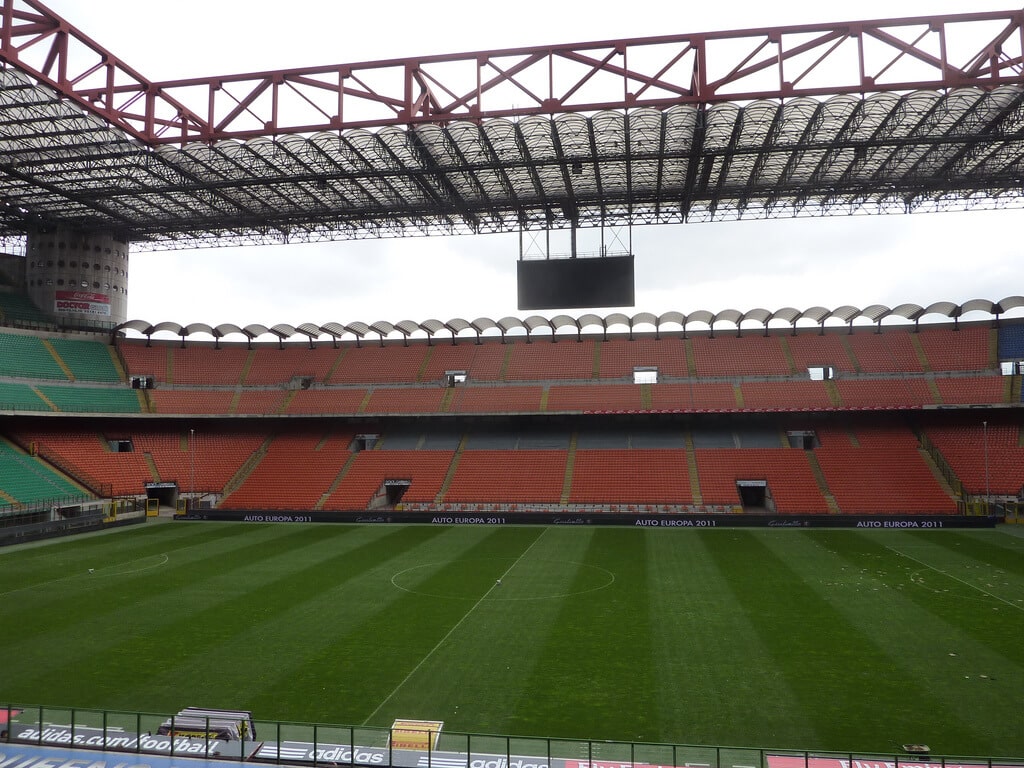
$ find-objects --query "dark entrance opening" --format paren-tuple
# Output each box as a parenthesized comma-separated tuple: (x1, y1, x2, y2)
(736, 479, 769, 511)
(787, 430, 818, 450)
(145, 481, 178, 508)
(384, 479, 411, 505)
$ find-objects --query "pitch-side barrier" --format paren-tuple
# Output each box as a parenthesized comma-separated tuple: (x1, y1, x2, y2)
(2, 704, 1022, 768)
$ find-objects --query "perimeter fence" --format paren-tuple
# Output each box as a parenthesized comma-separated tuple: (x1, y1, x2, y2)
(2, 703, 1023, 768)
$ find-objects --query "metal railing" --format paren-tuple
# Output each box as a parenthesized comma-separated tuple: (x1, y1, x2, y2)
(0, 493, 96, 520)
(2, 703, 1021, 768)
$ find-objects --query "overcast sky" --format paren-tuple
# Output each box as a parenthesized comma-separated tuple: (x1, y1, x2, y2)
(40, 0, 1024, 331)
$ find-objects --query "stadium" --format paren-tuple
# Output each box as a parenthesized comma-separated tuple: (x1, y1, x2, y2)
(2, 3, 1024, 768)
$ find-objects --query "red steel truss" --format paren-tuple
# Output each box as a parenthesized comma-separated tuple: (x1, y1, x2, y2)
(2, 2, 1023, 145)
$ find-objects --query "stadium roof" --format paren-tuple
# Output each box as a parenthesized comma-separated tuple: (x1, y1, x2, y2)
(116, 296, 1024, 345)
(1, 5, 1024, 249)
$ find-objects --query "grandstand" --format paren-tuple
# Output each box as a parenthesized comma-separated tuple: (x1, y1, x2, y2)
(0, 311, 1021, 522)
(3, 3, 1024, 764)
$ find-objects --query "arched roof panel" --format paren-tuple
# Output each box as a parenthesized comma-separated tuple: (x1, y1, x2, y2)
(577, 314, 606, 330)
(770, 307, 801, 324)
(419, 319, 447, 335)
(496, 316, 526, 333)
(269, 324, 298, 338)
(712, 309, 742, 325)
(117, 319, 155, 334)
(550, 315, 581, 330)
(921, 301, 959, 318)
(470, 317, 499, 333)
(801, 306, 831, 324)
(861, 305, 893, 322)
(961, 298, 997, 314)
(604, 313, 632, 329)
(243, 324, 271, 338)
(396, 319, 424, 336)
(182, 322, 215, 336)
(320, 322, 347, 338)
(631, 312, 658, 328)
(344, 322, 370, 337)
(213, 323, 246, 338)
(148, 321, 183, 335)
(116, 299, 1021, 348)
(523, 315, 554, 331)
(740, 308, 772, 325)
(830, 305, 861, 323)
(890, 303, 925, 320)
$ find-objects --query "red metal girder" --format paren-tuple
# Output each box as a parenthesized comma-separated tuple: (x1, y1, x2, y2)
(0, 0, 208, 142)
(1, 1, 1023, 145)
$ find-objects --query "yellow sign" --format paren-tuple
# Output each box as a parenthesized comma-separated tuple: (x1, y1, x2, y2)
(390, 719, 443, 751)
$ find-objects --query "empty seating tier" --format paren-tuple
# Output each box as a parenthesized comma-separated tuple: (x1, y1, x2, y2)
(694, 448, 826, 513)
(327, 344, 430, 384)
(505, 339, 596, 380)
(0, 439, 83, 505)
(226, 431, 354, 510)
(598, 338, 690, 378)
(0, 332, 65, 379)
(324, 450, 455, 510)
(569, 449, 692, 506)
(813, 427, 956, 514)
(843, 330, 923, 373)
(924, 418, 1024, 496)
(785, 332, 857, 374)
(445, 450, 567, 504)
(691, 335, 791, 377)
(47, 338, 122, 382)
(916, 326, 992, 371)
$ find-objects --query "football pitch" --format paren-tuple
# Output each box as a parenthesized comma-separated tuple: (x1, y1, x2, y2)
(2, 521, 1023, 759)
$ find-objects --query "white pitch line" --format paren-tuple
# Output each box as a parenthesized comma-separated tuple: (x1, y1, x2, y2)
(0, 553, 169, 598)
(362, 527, 549, 726)
(883, 543, 1024, 612)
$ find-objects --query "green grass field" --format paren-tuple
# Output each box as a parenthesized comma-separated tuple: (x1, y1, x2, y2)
(2, 521, 1023, 759)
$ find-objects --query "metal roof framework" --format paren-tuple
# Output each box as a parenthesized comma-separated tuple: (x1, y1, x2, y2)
(1, 3, 1024, 248)
(116, 296, 1024, 347)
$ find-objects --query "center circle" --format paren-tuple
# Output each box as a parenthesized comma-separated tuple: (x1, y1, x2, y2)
(391, 557, 615, 601)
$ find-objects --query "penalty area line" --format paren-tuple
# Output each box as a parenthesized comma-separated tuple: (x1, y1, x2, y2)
(883, 543, 1024, 613)
(361, 527, 549, 726)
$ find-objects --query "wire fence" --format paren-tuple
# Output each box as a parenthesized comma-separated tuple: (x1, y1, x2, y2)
(2, 703, 1022, 768)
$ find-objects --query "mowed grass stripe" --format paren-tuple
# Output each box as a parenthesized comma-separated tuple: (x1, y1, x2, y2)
(360, 525, 552, 728)
(0, 520, 241, 598)
(921, 530, 1024, 579)
(365, 527, 612, 734)
(819, 530, 1024, 666)
(108, 524, 454, 715)
(4, 523, 1024, 758)
(2, 523, 400, 709)
(643, 530, 817, 749)
(886, 530, 1024, 610)
(704, 530, 980, 753)
(248, 525, 545, 725)
(793, 530, 1024, 756)
(0, 523, 359, 668)
(775, 531, 1012, 754)
(0, 520, 327, 659)
(500, 528, 653, 742)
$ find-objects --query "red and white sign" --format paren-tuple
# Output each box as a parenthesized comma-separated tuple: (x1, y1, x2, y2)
(766, 756, 1020, 768)
(55, 290, 111, 316)
(566, 758, 1021, 768)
